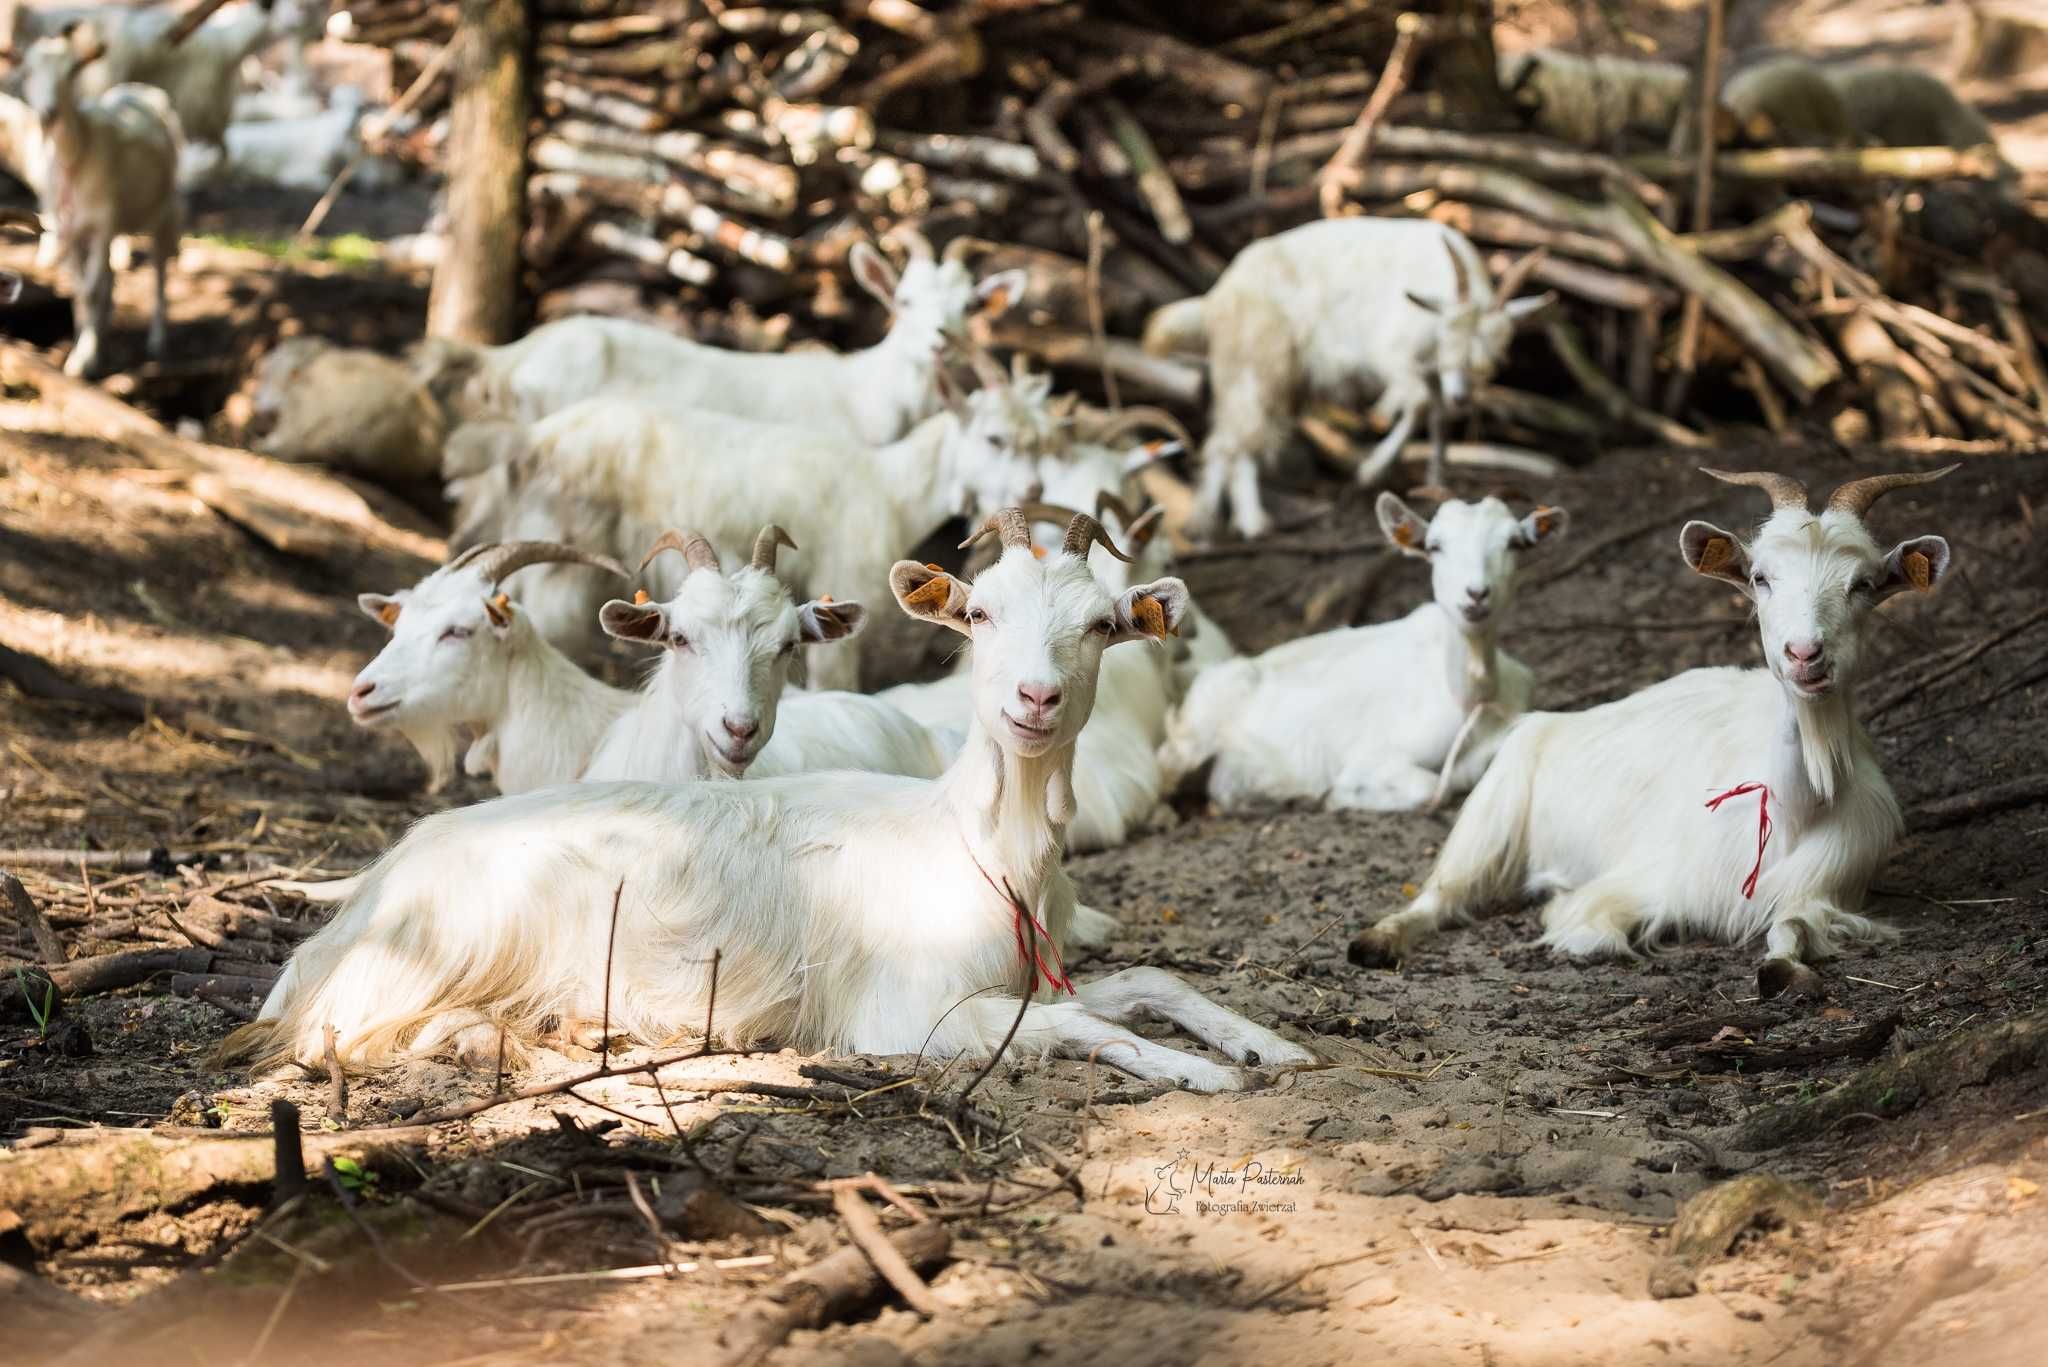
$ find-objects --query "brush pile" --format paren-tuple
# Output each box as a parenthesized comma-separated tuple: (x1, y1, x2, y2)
(331, 0, 2048, 457)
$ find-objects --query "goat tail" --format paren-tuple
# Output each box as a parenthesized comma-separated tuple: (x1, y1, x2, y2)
(1141, 296, 1209, 358)
(1421, 718, 1543, 912)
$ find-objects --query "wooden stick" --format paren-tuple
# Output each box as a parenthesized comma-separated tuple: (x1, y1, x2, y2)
(988, 323, 1202, 405)
(1547, 318, 1710, 447)
(2, 873, 65, 965)
(1666, 0, 1726, 416)
(1100, 98, 1189, 245)
(831, 1187, 939, 1316)
(1631, 143, 2007, 183)
(714, 1222, 951, 1367)
(166, 0, 235, 47)
(323, 1024, 349, 1127)
(1317, 11, 1432, 218)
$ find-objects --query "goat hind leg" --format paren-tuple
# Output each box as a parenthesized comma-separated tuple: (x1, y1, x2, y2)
(1348, 883, 1471, 968)
(1075, 966, 1316, 1068)
(1354, 403, 1419, 489)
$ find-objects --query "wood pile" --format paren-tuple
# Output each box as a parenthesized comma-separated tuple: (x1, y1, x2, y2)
(331, 0, 2048, 456)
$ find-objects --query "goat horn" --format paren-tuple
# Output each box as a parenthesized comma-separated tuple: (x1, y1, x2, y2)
(1492, 247, 1549, 302)
(465, 541, 629, 586)
(1824, 464, 1959, 518)
(1063, 513, 1134, 564)
(1018, 500, 1086, 527)
(1095, 490, 1138, 527)
(1088, 405, 1197, 456)
(751, 524, 799, 572)
(638, 529, 721, 574)
(942, 235, 982, 263)
(958, 508, 1034, 552)
(1443, 238, 1471, 305)
(897, 225, 933, 261)
(965, 338, 1008, 391)
(1700, 467, 1811, 512)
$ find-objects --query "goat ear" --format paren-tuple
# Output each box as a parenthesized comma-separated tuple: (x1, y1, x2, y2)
(1876, 535, 1952, 602)
(976, 269, 1027, 319)
(798, 598, 867, 644)
(1679, 520, 1751, 589)
(1111, 577, 1190, 645)
(890, 561, 971, 635)
(1512, 504, 1569, 549)
(358, 592, 403, 629)
(1376, 492, 1431, 558)
(599, 598, 667, 643)
(1500, 290, 1557, 324)
(1404, 291, 1441, 315)
(849, 241, 898, 305)
(482, 592, 513, 632)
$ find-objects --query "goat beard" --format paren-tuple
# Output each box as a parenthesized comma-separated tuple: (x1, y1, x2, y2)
(398, 719, 465, 793)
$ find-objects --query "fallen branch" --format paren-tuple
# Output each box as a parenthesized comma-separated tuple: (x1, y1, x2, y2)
(714, 1221, 951, 1367)
(831, 1186, 939, 1316)
(2, 873, 66, 965)
(1316, 11, 1433, 218)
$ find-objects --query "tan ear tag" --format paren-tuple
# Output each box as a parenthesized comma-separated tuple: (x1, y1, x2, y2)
(1698, 536, 1735, 576)
(377, 602, 401, 627)
(633, 589, 650, 605)
(1132, 594, 1168, 639)
(1532, 506, 1558, 537)
(819, 593, 834, 604)
(981, 284, 1011, 315)
(903, 573, 954, 612)
(1030, 544, 1047, 560)
(1391, 522, 1418, 549)
(1903, 550, 1931, 590)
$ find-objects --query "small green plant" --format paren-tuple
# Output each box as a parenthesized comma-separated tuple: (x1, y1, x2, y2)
(13, 967, 53, 1039)
(1878, 1086, 1898, 1108)
(193, 231, 383, 270)
(330, 1154, 379, 1194)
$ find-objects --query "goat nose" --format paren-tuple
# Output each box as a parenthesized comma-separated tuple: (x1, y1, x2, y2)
(723, 716, 759, 741)
(1467, 585, 1491, 603)
(1784, 640, 1824, 664)
(349, 681, 376, 704)
(1017, 682, 1061, 711)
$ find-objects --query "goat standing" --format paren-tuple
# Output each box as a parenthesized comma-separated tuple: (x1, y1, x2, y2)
(1142, 219, 1551, 539)
(1348, 467, 1955, 999)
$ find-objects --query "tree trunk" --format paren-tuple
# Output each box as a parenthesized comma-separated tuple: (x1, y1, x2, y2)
(1427, 0, 1514, 130)
(428, 0, 530, 344)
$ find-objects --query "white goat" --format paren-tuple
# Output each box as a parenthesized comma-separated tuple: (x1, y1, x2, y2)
(230, 510, 1316, 1091)
(251, 336, 447, 485)
(415, 231, 1026, 443)
(1160, 494, 1567, 813)
(464, 396, 1042, 690)
(349, 534, 942, 793)
(1142, 219, 1551, 539)
(17, 26, 181, 378)
(1348, 467, 1956, 1000)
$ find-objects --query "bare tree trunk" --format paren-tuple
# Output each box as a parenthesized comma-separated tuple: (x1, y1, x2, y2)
(428, 0, 530, 344)
(1426, 0, 1513, 129)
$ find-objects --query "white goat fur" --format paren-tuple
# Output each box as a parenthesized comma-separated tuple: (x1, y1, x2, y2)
(1350, 470, 1955, 995)
(252, 337, 446, 484)
(1141, 219, 1547, 539)
(469, 398, 1040, 689)
(417, 244, 1025, 443)
(18, 32, 181, 379)
(1161, 495, 1565, 813)
(234, 519, 1315, 1091)
(348, 543, 942, 794)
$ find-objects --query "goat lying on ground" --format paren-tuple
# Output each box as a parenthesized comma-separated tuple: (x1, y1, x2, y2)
(1161, 493, 1566, 812)
(18, 25, 181, 378)
(250, 336, 447, 485)
(1143, 219, 1551, 538)
(452, 394, 1041, 687)
(232, 510, 1313, 1090)
(415, 231, 1025, 443)
(1348, 466, 1955, 999)
(350, 534, 942, 792)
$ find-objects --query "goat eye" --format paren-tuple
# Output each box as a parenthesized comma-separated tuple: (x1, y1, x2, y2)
(1751, 573, 1770, 591)
(439, 626, 471, 642)
(1091, 618, 1114, 635)
(670, 634, 692, 651)
(966, 607, 989, 625)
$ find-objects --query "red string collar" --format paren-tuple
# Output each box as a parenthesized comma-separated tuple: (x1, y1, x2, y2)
(1705, 782, 1773, 899)
(969, 849, 1073, 997)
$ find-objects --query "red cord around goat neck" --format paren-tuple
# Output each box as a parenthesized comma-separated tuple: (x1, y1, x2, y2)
(970, 849, 1074, 996)
(1705, 782, 1773, 899)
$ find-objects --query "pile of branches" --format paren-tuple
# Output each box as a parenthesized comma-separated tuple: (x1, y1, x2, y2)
(332, 0, 2048, 455)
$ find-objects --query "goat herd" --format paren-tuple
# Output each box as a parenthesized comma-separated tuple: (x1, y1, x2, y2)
(202, 213, 1965, 1096)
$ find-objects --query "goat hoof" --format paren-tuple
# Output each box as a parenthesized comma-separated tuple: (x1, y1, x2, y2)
(1757, 958, 1823, 1002)
(1347, 928, 1401, 970)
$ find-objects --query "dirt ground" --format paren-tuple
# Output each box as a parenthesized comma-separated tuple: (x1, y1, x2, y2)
(4, 1, 2048, 1362)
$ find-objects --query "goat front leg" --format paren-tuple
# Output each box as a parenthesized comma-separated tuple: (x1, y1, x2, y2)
(1354, 401, 1419, 489)
(1426, 395, 1447, 489)
(148, 218, 177, 360)
(1075, 967, 1316, 1069)
(961, 997, 1252, 1092)
(1327, 754, 1440, 812)
(64, 236, 107, 379)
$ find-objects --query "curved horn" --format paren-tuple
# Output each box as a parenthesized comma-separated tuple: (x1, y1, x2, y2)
(751, 524, 799, 572)
(942, 235, 983, 264)
(638, 529, 721, 574)
(958, 507, 1034, 552)
(963, 337, 1008, 391)
(898, 225, 933, 261)
(1018, 500, 1086, 528)
(1063, 512, 1134, 564)
(1492, 246, 1549, 301)
(1087, 404, 1198, 456)
(1095, 490, 1138, 528)
(1701, 467, 1811, 512)
(1443, 238, 1471, 305)
(1824, 464, 1959, 519)
(464, 541, 630, 586)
